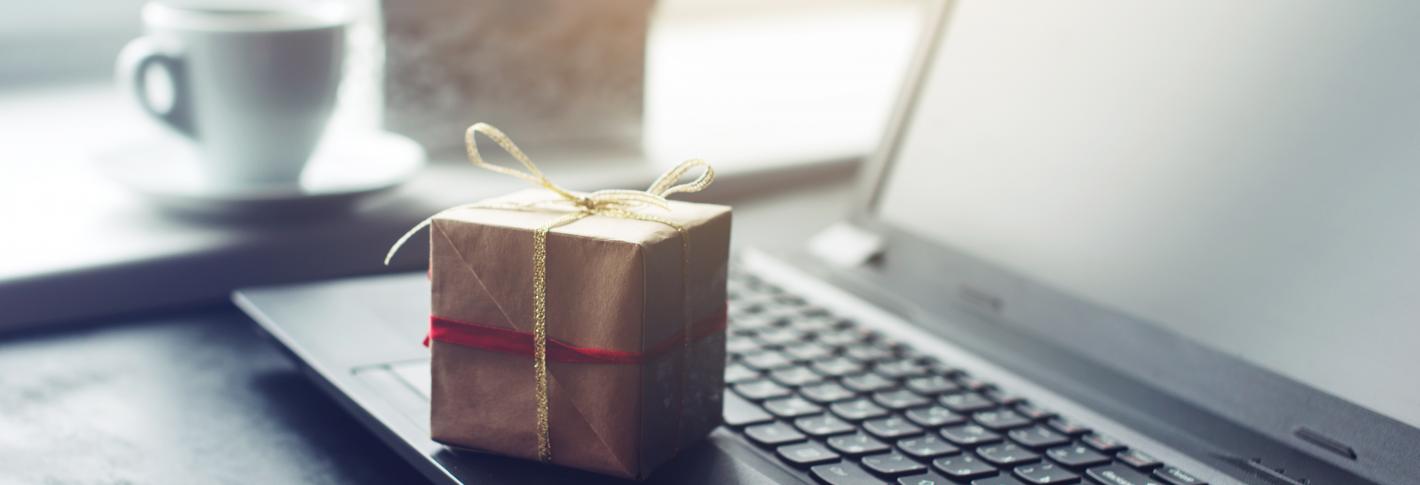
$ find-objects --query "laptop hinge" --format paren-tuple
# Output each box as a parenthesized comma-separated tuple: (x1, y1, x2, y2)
(808, 222, 885, 268)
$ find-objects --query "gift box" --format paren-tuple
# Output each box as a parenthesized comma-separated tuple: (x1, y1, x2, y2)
(407, 124, 731, 478)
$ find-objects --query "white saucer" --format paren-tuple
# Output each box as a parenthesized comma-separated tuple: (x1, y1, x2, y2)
(93, 130, 425, 217)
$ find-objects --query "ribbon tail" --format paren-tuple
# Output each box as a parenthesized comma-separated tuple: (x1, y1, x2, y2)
(647, 159, 715, 198)
(385, 217, 433, 266)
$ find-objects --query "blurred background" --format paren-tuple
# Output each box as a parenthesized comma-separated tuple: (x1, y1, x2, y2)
(0, 0, 923, 328)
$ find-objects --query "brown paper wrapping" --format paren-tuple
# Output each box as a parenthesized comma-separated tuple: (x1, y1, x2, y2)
(428, 189, 731, 479)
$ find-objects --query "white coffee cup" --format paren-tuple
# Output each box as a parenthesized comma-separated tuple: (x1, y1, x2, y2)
(118, 2, 348, 190)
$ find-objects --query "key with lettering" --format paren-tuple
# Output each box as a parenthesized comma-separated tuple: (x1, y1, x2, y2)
(940, 423, 1002, 446)
(828, 431, 892, 456)
(812, 462, 890, 485)
(864, 416, 924, 440)
(744, 422, 806, 447)
(1045, 444, 1111, 469)
(777, 442, 841, 467)
(931, 454, 997, 481)
(977, 442, 1041, 467)
(794, 414, 856, 437)
(905, 405, 965, 428)
(896, 434, 959, 460)
(861, 451, 928, 476)
(1013, 462, 1080, 484)
(1088, 464, 1166, 485)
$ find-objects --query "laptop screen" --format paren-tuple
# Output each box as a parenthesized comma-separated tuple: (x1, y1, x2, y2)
(875, 1, 1420, 428)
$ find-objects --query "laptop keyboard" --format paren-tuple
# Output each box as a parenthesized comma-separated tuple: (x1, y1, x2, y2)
(386, 268, 1208, 484)
(723, 270, 1208, 485)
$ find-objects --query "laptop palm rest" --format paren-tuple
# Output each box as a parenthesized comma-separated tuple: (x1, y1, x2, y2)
(237, 272, 792, 484)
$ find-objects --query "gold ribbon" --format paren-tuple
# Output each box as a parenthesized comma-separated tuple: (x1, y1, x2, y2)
(386, 123, 714, 463)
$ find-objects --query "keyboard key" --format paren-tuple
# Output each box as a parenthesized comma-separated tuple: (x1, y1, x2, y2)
(811, 462, 887, 485)
(831, 398, 890, 421)
(818, 329, 868, 348)
(726, 337, 761, 355)
(795, 414, 857, 437)
(972, 409, 1033, 431)
(755, 327, 807, 347)
(759, 311, 798, 327)
(742, 351, 795, 371)
(783, 341, 833, 361)
(971, 476, 1028, 485)
(923, 359, 964, 378)
(843, 373, 898, 393)
(896, 435, 960, 460)
(1154, 465, 1207, 485)
(734, 379, 792, 401)
(983, 388, 1024, 405)
(828, 432, 892, 456)
(732, 315, 778, 334)
(769, 365, 825, 387)
(801, 382, 858, 404)
(976, 443, 1041, 467)
(777, 441, 841, 467)
(1046, 418, 1090, 436)
(862, 451, 928, 476)
(744, 422, 806, 446)
(932, 454, 997, 481)
(1007, 425, 1070, 449)
(864, 416, 924, 440)
(725, 363, 760, 384)
(896, 472, 955, 485)
(905, 375, 961, 395)
(790, 315, 835, 332)
(1045, 444, 1111, 469)
(775, 293, 807, 306)
(764, 396, 823, 418)
(730, 327, 760, 338)
(905, 406, 965, 428)
(955, 375, 994, 392)
(1087, 464, 1161, 485)
(1013, 402, 1055, 421)
(722, 392, 773, 427)
(875, 359, 930, 379)
(1117, 449, 1161, 470)
(1081, 433, 1126, 453)
(873, 389, 931, 410)
(940, 423, 1002, 446)
(813, 356, 866, 377)
(1013, 462, 1080, 484)
(940, 392, 996, 413)
(846, 345, 895, 363)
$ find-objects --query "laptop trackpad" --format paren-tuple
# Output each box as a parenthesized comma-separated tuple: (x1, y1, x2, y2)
(388, 360, 432, 400)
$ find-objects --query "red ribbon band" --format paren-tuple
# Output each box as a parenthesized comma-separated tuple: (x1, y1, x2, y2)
(427, 306, 727, 365)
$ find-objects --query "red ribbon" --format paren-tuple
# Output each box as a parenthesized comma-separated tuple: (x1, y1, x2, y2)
(426, 306, 727, 365)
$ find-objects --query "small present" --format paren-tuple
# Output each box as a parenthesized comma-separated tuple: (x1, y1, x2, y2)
(387, 123, 731, 478)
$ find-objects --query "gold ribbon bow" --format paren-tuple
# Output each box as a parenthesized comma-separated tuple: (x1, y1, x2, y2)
(386, 123, 714, 463)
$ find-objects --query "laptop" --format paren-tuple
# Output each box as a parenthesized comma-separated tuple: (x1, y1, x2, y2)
(234, 1, 1420, 484)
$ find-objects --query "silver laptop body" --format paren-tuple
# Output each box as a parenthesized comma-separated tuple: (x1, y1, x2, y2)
(236, 1, 1420, 483)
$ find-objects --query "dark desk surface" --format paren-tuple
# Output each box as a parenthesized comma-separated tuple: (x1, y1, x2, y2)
(0, 179, 854, 484)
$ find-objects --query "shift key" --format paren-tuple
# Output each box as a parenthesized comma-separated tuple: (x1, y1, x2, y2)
(1088, 464, 1166, 485)
(723, 392, 772, 427)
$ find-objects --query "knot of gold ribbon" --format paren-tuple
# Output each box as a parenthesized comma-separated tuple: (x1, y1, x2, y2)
(386, 122, 714, 463)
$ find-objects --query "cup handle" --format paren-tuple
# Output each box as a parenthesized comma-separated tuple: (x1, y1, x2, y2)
(116, 36, 195, 138)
